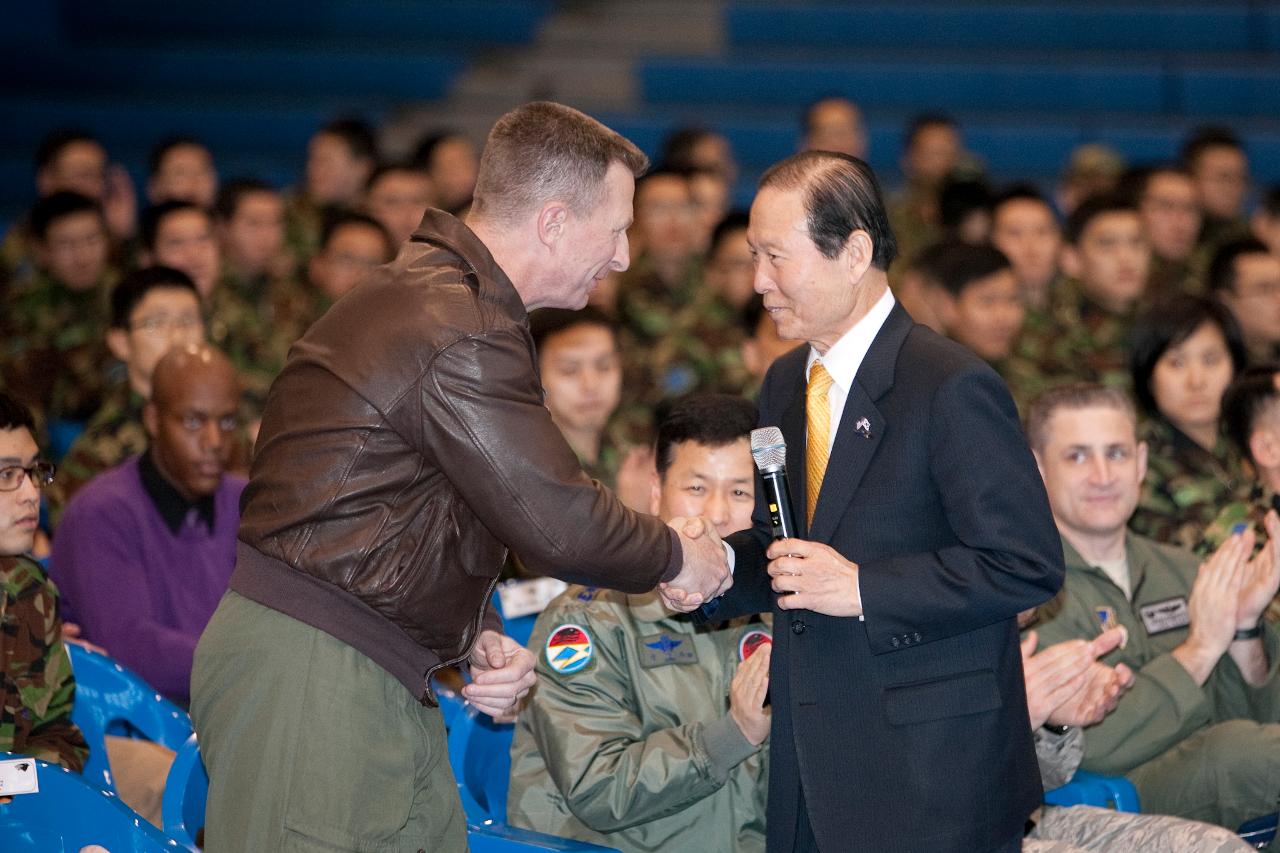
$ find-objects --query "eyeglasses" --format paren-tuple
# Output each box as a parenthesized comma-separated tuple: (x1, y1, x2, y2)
(130, 314, 204, 335)
(0, 462, 56, 492)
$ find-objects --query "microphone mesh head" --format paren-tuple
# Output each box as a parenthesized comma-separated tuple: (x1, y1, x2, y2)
(750, 427, 787, 473)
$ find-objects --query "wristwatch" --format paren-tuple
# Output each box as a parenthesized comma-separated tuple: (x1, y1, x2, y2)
(1233, 620, 1264, 642)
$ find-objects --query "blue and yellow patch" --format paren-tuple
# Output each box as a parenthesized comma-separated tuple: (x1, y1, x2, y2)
(546, 623, 594, 675)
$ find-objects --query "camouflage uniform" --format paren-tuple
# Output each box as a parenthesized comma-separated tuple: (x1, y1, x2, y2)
(282, 191, 324, 265)
(0, 270, 119, 427)
(1129, 417, 1247, 550)
(887, 187, 940, 284)
(206, 280, 299, 417)
(1002, 279, 1135, 412)
(1145, 251, 1208, 304)
(1197, 482, 1280, 623)
(44, 381, 146, 528)
(1029, 716, 1254, 852)
(0, 554, 88, 771)
(1028, 806, 1253, 852)
(615, 256, 743, 444)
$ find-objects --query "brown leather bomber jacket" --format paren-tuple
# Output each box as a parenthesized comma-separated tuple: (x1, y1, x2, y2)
(230, 210, 680, 702)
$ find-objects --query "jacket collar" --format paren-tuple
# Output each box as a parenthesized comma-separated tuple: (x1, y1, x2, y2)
(139, 448, 217, 534)
(409, 209, 528, 323)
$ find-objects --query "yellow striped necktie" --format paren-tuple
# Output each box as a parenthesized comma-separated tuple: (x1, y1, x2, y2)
(806, 362, 834, 527)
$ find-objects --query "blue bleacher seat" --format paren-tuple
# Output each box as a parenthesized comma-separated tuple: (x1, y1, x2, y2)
(67, 643, 193, 793)
(725, 5, 1256, 53)
(0, 752, 191, 852)
(640, 58, 1167, 115)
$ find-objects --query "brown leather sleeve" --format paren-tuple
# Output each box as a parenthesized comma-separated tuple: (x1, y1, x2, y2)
(417, 330, 678, 591)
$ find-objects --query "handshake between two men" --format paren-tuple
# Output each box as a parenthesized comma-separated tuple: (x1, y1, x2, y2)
(462, 514, 734, 720)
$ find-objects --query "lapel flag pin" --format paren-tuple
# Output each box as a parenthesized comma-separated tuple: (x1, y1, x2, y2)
(855, 417, 872, 439)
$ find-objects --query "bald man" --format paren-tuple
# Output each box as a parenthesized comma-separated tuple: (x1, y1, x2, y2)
(51, 344, 245, 702)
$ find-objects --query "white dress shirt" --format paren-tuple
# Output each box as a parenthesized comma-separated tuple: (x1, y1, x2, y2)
(804, 286, 896, 452)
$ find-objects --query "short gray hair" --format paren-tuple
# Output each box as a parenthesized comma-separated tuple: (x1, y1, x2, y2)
(471, 102, 649, 225)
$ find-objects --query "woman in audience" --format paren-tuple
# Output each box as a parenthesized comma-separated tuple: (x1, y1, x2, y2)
(1129, 294, 1250, 548)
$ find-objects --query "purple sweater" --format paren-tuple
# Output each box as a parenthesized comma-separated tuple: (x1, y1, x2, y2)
(50, 454, 246, 701)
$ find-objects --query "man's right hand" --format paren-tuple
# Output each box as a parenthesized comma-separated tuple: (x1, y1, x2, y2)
(660, 516, 732, 612)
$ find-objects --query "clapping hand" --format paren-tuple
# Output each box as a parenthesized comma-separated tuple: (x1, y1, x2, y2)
(1235, 510, 1280, 631)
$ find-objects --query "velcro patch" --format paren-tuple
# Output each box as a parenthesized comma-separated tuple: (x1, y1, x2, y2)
(1139, 597, 1190, 636)
(638, 632, 699, 668)
(546, 624, 594, 675)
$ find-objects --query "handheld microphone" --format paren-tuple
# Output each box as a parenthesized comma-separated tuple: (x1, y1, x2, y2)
(750, 427, 798, 541)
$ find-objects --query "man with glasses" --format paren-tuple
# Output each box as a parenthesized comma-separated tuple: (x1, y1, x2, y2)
(0, 390, 87, 774)
(46, 266, 205, 525)
(51, 343, 244, 704)
(1207, 238, 1280, 367)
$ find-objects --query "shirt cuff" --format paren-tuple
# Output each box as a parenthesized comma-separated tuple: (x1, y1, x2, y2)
(723, 541, 736, 574)
(701, 713, 760, 782)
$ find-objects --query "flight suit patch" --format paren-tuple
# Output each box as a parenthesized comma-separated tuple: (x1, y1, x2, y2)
(546, 624, 594, 675)
(637, 632, 699, 668)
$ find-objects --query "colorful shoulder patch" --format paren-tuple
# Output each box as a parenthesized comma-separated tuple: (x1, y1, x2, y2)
(738, 629, 772, 662)
(545, 623, 594, 675)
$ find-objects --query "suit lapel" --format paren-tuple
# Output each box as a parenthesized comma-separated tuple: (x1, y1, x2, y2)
(809, 303, 913, 542)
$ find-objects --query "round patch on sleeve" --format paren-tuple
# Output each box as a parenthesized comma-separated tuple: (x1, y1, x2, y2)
(546, 623, 594, 674)
(739, 629, 772, 661)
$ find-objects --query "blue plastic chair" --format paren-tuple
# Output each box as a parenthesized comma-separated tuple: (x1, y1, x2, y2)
(0, 752, 190, 852)
(1237, 811, 1278, 848)
(434, 675, 466, 731)
(468, 822, 620, 852)
(1044, 769, 1140, 812)
(448, 703, 517, 825)
(67, 643, 193, 793)
(161, 734, 208, 848)
(447, 705, 619, 851)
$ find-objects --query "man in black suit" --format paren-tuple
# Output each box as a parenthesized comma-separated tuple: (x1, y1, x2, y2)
(703, 151, 1065, 852)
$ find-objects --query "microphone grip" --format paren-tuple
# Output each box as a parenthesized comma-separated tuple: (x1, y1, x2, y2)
(761, 469, 798, 541)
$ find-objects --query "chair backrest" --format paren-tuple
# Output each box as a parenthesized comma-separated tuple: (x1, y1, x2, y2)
(447, 705, 516, 824)
(0, 752, 192, 852)
(67, 643, 194, 792)
(161, 734, 208, 848)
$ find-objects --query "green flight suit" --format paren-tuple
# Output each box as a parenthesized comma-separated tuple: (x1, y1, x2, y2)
(508, 587, 768, 853)
(1032, 533, 1280, 831)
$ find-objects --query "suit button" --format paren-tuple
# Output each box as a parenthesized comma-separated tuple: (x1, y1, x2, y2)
(891, 636, 900, 648)
(914, 632, 922, 642)
(792, 620, 806, 635)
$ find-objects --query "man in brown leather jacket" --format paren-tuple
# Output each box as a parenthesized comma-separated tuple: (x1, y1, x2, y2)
(190, 102, 732, 853)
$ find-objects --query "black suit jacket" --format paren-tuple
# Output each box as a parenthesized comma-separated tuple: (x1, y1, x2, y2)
(713, 304, 1064, 853)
